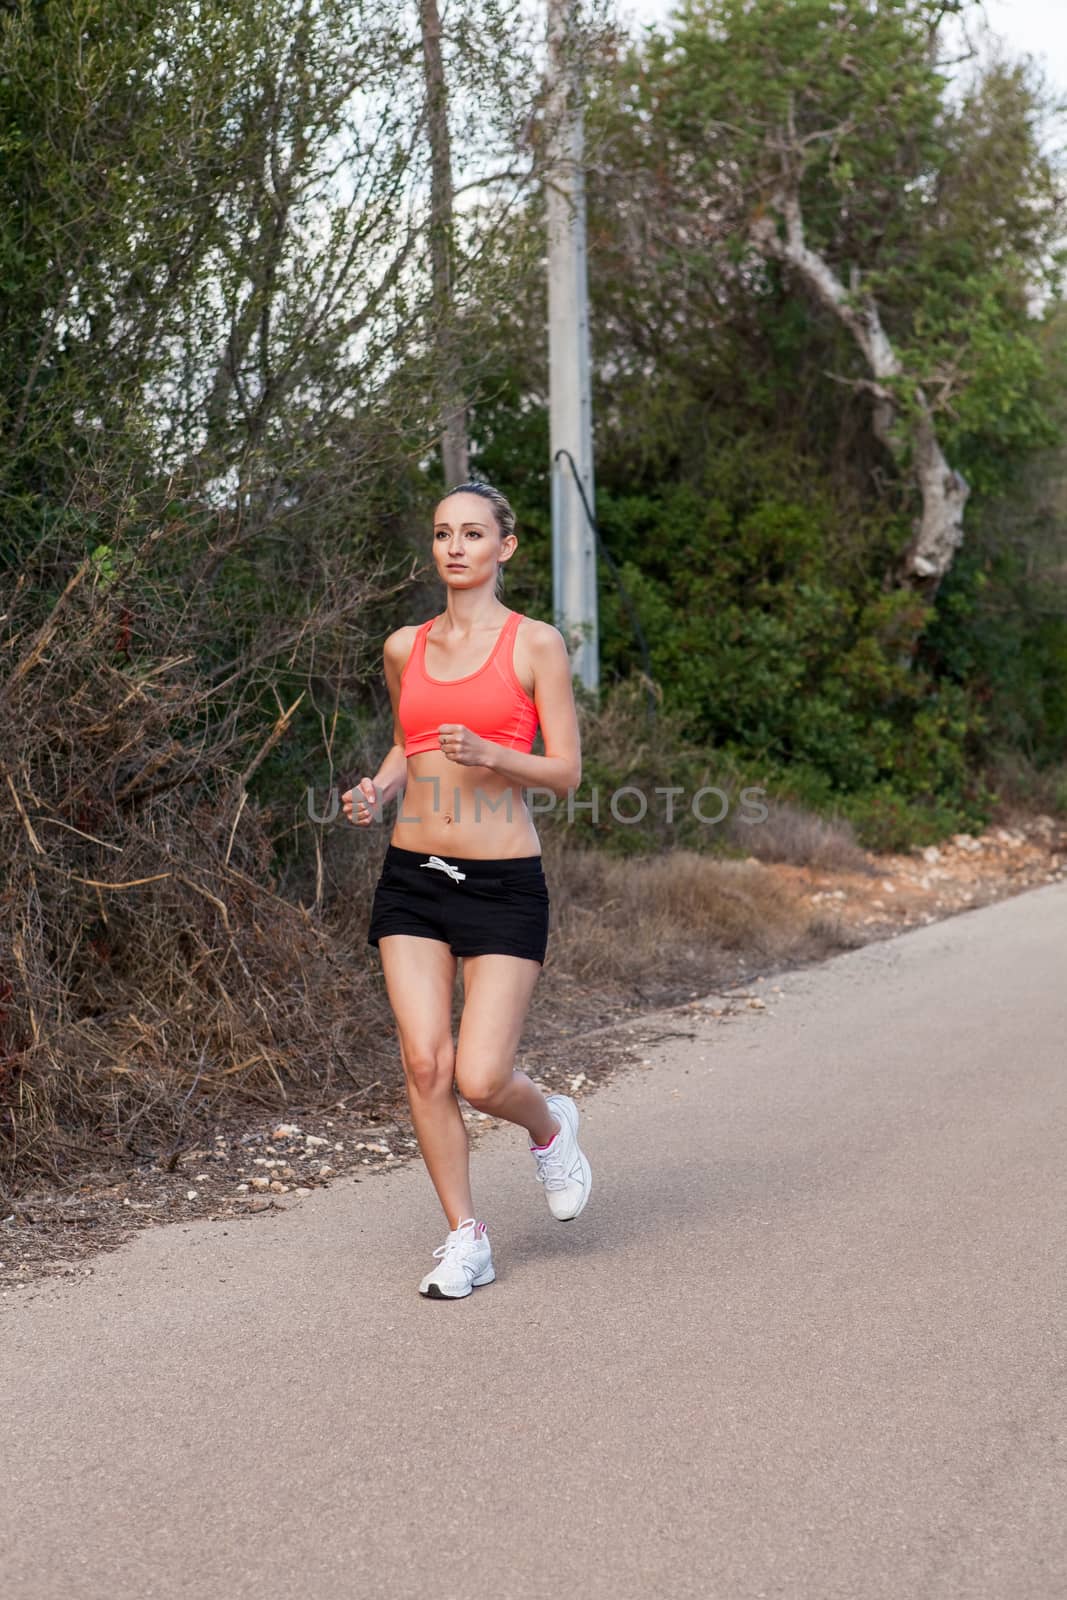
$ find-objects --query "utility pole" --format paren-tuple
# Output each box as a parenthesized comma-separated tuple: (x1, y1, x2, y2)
(546, 0, 598, 694)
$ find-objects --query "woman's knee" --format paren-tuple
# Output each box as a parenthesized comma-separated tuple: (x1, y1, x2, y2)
(454, 1061, 512, 1109)
(400, 1037, 456, 1098)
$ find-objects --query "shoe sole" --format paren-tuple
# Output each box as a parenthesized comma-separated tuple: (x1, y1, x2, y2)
(420, 1263, 496, 1298)
(546, 1095, 592, 1221)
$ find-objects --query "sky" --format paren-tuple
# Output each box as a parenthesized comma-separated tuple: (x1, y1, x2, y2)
(618, 0, 1067, 98)
(969, 0, 1067, 92)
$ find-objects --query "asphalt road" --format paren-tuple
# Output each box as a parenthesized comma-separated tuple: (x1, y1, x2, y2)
(3, 883, 1065, 1600)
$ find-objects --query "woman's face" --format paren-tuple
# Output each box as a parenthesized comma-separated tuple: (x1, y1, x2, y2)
(432, 491, 514, 591)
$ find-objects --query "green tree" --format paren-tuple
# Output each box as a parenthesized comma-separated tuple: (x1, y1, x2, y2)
(585, 0, 1065, 601)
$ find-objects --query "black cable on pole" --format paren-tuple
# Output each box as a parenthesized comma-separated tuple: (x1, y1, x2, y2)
(554, 447, 657, 721)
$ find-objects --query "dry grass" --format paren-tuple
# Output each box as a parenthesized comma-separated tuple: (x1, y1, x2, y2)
(719, 795, 877, 874)
(536, 832, 857, 1006)
(982, 749, 1067, 820)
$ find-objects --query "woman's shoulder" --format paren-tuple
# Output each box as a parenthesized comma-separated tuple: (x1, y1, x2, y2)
(382, 619, 433, 682)
(515, 615, 568, 655)
(384, 617, 433, 654)
(512, 616, 570, 699)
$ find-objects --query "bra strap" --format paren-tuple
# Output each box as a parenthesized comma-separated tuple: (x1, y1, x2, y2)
(402, 616, 435, 684)
(419, 617, 439, 672)
(503, 609, 523, 661)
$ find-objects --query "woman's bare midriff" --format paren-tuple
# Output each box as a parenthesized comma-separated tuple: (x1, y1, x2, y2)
(390, 749, 542, 859)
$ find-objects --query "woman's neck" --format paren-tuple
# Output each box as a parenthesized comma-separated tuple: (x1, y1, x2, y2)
(438, 594, 510, 633)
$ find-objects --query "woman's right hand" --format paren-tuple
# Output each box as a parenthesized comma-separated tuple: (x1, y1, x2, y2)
(341, 776, 379, 826)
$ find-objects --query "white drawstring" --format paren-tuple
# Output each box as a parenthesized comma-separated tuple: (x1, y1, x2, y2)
(419, 854, 466, 883)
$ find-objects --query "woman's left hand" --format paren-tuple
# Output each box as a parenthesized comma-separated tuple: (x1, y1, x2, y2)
(437, 723, 491, 767)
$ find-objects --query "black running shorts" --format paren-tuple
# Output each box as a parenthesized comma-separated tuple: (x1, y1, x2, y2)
(366, 844, 550, 965)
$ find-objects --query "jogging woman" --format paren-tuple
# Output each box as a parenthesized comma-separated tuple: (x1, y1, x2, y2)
(341, 479, 592, 1299)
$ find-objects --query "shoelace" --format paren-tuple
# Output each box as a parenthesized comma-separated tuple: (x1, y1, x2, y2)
(420, 854, 466, 883)
(531, 1132, 570, 1192)
(431, 1218, 481, 1267)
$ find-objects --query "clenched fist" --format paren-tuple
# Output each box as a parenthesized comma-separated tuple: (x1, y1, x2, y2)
(341, 777, 380, 826)
(437, 724, 491, 766)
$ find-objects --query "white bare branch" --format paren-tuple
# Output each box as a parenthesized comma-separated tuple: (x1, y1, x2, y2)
(750, 186, 969, 590)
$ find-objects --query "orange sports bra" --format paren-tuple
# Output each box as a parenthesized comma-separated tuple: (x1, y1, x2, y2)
(398, 609, 540, 758)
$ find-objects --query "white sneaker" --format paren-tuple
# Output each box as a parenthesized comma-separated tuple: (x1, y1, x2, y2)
(529, 1094, 592, 1220)
(418, 1217, 495, 1298)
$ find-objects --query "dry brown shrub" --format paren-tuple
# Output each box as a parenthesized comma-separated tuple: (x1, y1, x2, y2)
(719, 794, 876, 873)
(541, 834, 831, 993)
(0, 515, 400, 1198)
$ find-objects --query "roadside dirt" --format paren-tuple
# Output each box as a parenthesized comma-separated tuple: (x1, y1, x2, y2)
(774, 812, 1066, 940)
(3, 809, 1064, 1303)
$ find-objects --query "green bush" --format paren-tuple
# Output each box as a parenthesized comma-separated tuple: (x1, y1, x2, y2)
(837, 781, 997, 854)
(589, 454, 993, 830)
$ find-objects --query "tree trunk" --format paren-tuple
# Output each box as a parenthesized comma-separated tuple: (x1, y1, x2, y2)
(419, 0, 468, 487)
(750, 188, 969, 598)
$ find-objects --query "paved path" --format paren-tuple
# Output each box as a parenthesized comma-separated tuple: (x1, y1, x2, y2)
(3, 884, 1066, 1600)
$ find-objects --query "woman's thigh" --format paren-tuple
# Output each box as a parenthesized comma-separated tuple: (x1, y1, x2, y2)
(378, 934, 458, 1088)
(453, 953, 542, 1101)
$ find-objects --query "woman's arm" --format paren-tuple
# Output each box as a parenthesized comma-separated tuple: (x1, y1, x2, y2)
(342, 627, 414, 824)
(370, 628, 415, 805)
(440, 622, 582, 800)
(480, 742, 576, 799)
(371, 741, 408, 808)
